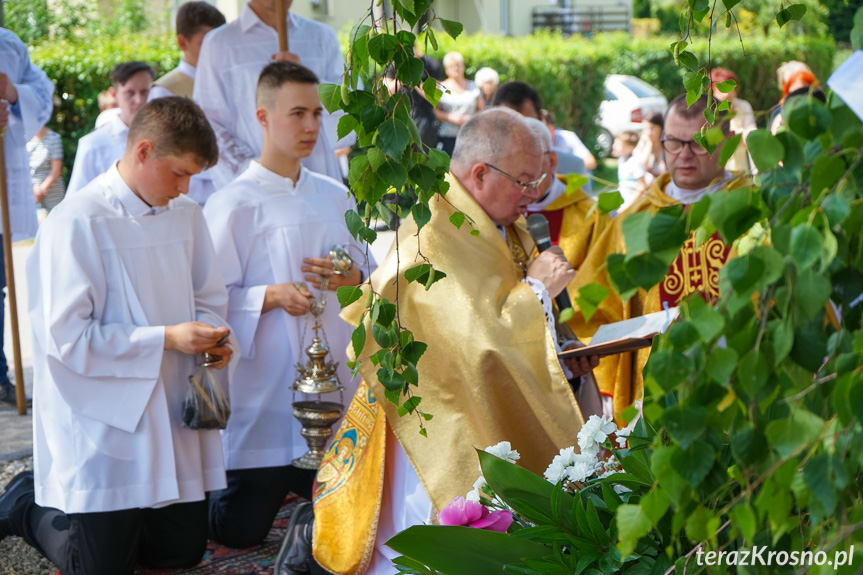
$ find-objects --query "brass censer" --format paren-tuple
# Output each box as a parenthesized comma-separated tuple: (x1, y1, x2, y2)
(291, 245, 355, 470)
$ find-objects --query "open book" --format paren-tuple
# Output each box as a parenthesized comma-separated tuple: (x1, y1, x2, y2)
(558, 307, 680, 360)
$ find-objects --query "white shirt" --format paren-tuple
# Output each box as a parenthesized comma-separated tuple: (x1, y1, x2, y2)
(617, 154, 647, 211)
(0, 29, 53, 241)
(94, 106, 121, 130)
(528, 177, 567, 212)
(27, 165, 231, 513)
(147, 60, 216, 207)
(148, 59, 196, 101)
(203, 161, 365, 470)
(193, 5, 351, 189)
(554, 129, 591, 161)
(67, 113, 129, 194)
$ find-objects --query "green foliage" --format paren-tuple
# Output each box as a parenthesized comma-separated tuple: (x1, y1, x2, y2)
(30, 34, 178, 178)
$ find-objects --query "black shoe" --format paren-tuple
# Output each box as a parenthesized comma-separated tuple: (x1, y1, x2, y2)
(0, 381, 31, 408)
(276, 501, 315, 575)
(0, 470, 34, 540)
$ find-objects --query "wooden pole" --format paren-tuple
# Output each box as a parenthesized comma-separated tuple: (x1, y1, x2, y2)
(0, 127, 27, 415)
(276, 0, 289, 52)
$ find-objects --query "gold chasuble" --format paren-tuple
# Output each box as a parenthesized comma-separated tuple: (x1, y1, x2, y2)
(152, 68, 194, 98)
(312, 173, 587, 574)
(569, 173, 746, 418)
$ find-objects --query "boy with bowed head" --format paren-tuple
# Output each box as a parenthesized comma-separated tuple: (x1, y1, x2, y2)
(0, 97, 235, 574)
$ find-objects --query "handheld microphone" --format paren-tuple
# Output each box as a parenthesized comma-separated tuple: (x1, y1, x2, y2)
(526, 213, 574, 322)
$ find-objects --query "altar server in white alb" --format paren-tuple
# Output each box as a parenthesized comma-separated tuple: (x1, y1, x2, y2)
(0, 29, 53, 406)
(194, 0, 353, 189)
(0, 98, 235, 574)
(67, 61, 153, 194)
(148, 2, 226, 206)
(204, 61, 364, 548)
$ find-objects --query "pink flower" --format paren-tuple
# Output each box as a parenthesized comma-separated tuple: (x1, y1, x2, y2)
(437, 496, 514, 533)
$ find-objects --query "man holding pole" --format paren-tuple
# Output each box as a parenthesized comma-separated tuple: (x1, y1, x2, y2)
(0, 28, 54, 409)
(194, 0, 352, 189)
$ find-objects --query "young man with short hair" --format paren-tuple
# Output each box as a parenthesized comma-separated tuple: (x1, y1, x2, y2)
(68, 61, 154, 193)
(0, 97, 234, 574)
(149, 2, 226, 100)
(204, 61, 363, 549)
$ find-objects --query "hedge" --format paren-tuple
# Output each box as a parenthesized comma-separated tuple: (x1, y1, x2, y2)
(29, 33, 178, 177)
(28, 30, 834, 174)
(426, 31, 836, 144)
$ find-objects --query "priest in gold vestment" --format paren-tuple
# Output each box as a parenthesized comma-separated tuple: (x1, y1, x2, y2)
(311, 109, 602, 575)
(570, 94, 748, 418)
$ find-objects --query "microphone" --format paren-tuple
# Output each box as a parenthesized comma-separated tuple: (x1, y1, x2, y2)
(526, 213, 574, 322)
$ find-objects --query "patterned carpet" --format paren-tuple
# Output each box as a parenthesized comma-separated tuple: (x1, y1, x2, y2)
(136, 495, 302, 575)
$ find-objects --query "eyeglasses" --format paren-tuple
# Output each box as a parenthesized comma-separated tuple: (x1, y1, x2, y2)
(661, 138, 709, 156)
(484, 163, 547, 196)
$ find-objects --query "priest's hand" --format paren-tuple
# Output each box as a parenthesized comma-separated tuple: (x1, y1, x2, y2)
(302, 257, 362, 290)
(562, 341, 600, 378)
(0, 73, 18, 105)
(263, 282, 313, 316)
(272, 51, 301, 64)
(527, 247, 575, 298)
(165, 322, 230, 355)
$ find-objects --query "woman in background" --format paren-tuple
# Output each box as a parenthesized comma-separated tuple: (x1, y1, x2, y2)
(27, 126, 66, 218)
(435, 52, 483, 155)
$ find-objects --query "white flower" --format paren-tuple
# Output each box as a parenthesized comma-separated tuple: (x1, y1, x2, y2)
(615, 426, 631, 448)
(544, 459, 568, 483)
(555, 446, 578, 466)
(566, 453, 599, 483)
(473, 475, 488, 490)
(577, 414, 618, 452)
(466, 489, 480, 502)
(484, 441, 520, 463)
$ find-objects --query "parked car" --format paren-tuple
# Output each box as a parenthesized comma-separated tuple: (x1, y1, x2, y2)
(595, 74, 668, 158)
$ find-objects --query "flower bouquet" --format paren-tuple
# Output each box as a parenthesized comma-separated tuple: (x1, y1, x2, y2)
(386, 413, 670, 575)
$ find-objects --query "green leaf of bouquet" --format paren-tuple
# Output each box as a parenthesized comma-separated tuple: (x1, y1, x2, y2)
(708, 187, 762, 243)
(387, 525, 550, 575)
(615, 504, 652, 558)
(737, 350, 770, 397)
(606, 253, 639, 302)
(597, 191, 624, 214)
(746, 130, 784, 171)
(626, 253, 671, 291)
(641, 488, 670, 526)
(718, 133, 742, 168)
(478, 450, 571, 527)
(367, 32, 399, 65)
(790, 224, 823, 271)
(337, 285, 364, 309)
(422, 75, 443, 108)
(377, 118, 412, 159)
(731, 426, 768, 467)
(318, 83, 342, 114)
(439, 18, 464, 39)
(401, 341, 427, 365)
(686, 298, 725, 341)
(677, 50, 698, 71)
(575, 283, 610, 323)
(372, 323, 398, 349)
(337, 114, 359, 142)
(647, 206, 687, 254)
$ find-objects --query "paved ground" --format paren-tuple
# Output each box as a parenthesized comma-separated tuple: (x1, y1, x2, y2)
(0, 241, 35, 463)
(0, 231, 396, 464)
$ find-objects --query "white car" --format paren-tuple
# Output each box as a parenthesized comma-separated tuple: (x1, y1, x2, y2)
(595, 75, 669, 158)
